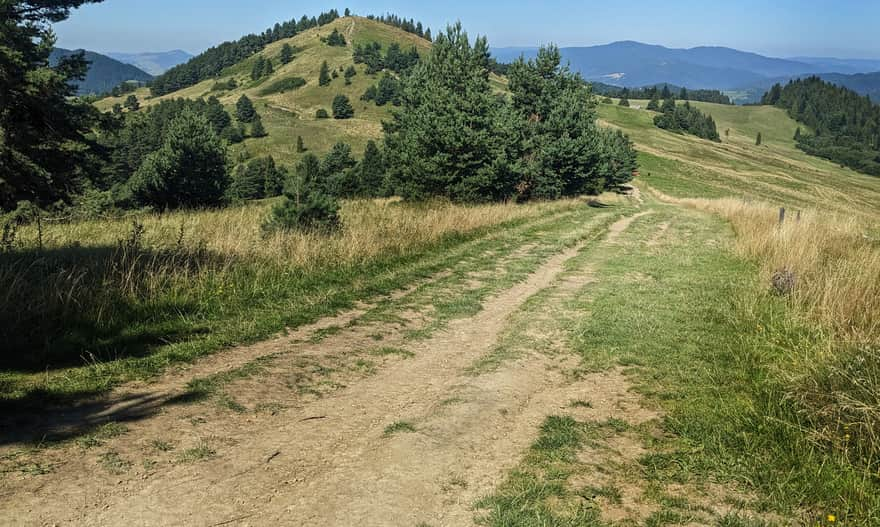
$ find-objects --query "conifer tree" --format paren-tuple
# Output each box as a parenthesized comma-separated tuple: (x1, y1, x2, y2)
(794, 127, 802, 140)
(332, 95, 355, 119)
(296, 135, 306, 153)
(251, 116, 267, 138)
(646, 94, 660, 111)
(236, 95, 257, 122)
(756, 132, 762, 146)
(0, 0, 104, 209)
(358, 140, 386, 197)
(280, 43, 294, 64)
(319, 61, 331, 86)
(618, 96, 630, 107)
(129, 111, 228, 208)
(124, 94, 140, 111)
(344, 65, 357, 85)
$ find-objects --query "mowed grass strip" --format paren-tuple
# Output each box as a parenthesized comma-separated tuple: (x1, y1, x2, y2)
(479, 203, 880, 525)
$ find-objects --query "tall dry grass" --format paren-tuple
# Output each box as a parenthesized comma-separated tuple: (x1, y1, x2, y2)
(0, 197, 580, 371)
(672, 193, 880, 468)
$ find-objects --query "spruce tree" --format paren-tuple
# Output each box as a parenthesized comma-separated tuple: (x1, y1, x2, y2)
(756, 132, 762, 146)
(124, 94, 140, 111)
(344, 65, 357, 85)
(332, 95, 355, 119)
(383, 23, 519, 202)
(236, 95, 257, 123)
(264, 153, 340, 233)
(319, 61, 331, 86)
(358, 140, 386, 197)
(296, 135, 306, 152)
(794, 127, 802, 140)
(129, 111, 228, 208)
(251, 116, 267, 137)
(0, 0, 109, 209)
(280, 43, 294, 64)
(618, 96, 630, 107)
(646, 94, 660, 111)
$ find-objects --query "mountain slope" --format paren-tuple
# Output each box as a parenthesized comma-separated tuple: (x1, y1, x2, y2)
(50, 48, 152, 95)
(106, 50, 193, 75)
(788, 56, 880, 75)
(96, 16, 433, 164)
(492, 41, 819, 89)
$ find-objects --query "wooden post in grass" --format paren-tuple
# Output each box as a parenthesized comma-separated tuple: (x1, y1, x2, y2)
(778, 207, 786, 225)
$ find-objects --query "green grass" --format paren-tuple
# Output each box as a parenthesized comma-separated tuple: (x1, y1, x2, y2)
(383, 421, 416, 436)
(476, 201, 879, 524)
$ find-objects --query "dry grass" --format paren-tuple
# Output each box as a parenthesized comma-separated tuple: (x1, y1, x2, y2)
(0, 197, 582, 375)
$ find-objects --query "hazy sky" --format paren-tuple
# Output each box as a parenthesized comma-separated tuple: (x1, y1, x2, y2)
(54, 0, 880, 58)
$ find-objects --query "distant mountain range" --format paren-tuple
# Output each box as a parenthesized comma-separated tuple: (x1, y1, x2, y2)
(50, 48, 153, 95)
(491, 42, 880, 103)
(106, 50, 193, 76)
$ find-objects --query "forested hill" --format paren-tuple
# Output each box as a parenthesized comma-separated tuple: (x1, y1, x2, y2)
(49, 48, 152, 95)
(150, 10, 433, 96)
(763, 77, 880, 176)
(592, 82, 732, 104)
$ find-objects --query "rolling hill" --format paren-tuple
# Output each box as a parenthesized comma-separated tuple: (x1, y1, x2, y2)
(50, 48, 153, 95)
(106, 50, 193, 75)
(492, 42, 880, 103)
(97, 17, 435, 164)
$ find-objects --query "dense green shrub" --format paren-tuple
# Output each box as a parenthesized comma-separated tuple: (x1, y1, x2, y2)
(316, 108, 329, 119)
(258, 76, 306, 96)
(129, 111, 229, 209)
(653, 99, 721, 142)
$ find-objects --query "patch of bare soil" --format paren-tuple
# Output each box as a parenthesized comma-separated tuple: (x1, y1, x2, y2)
(606, 210, 653, 242)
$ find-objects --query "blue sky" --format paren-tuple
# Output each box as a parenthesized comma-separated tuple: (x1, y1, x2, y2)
(55, 0, 880, 58)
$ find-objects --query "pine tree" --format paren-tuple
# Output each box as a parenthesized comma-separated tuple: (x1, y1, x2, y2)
(251, 116, 267, 137)
(0, 0, 105, 209)
(129, 110, 229, 208)
(124, 94, 140, 111)
(756, 132, 762, 146)
(646, 94, 660, 111)
(332, 95, 355, 119)
(344, 65, 357, 85)
(296, 135, 306, 152)
(319, 61, 331, 86)
(280, 43, 294, 64)
(618, 97, 630, 107)
(383, 23, 520, 202)
(264, 153, 340, 233)
(794, 127, 802, 140)
(344, 8, 351, 16)
(358, 140, 386, 197)
(236, 95, 257, 123)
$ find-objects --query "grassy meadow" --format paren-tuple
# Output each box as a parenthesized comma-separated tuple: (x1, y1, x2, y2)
(0, 197, 587, 407)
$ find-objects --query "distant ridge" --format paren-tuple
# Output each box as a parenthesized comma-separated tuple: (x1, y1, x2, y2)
(106, 50, 193, 75)
(491, 41, 880, 103)
(50, 48, 153, 95)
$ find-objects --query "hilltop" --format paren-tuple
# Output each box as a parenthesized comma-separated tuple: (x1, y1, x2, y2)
(105, 49, 193, 75)
(96, 16, 434, 164)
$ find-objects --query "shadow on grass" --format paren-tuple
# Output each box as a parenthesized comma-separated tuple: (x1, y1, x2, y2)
(0, 244, 224, 373)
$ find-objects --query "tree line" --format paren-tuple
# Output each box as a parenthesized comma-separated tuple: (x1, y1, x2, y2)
(365, 13, 432, 41)
(353, 41, 420, 75)
(652, 98, 721, 142)
(149, 9, 341, 96)
(763, 77, 880, 176)
(594, 83, 732, 105)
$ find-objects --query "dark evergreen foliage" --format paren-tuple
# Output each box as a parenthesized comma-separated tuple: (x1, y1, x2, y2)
(332, 95, 355, 119)
(264, 153, 340, 233)
(250, 56, 273, 80)
(150, 10, 340, 96)
(365, 13, 431, 40)
(250, 115, 267, 138)
(227, 156, 286, 201)
(0, 0, 105, 210)
(257, 76, 306, 96)
(124, 94, 140, 111)
(236, 95, 257, 123)
(315, 108, 329, 119)
(353, 42, 419, 75)
(508, 45, 637, 199)
(344, 65, 357, 85)
(653, 99, 721, 142)
(592, 83, 732, 105)
(319, 61, 331, 86)
(762, 77, 880, 176)
(324, 28, 347, 47)
(279, 43, 294, 64)
(128, 110, 228, 209)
